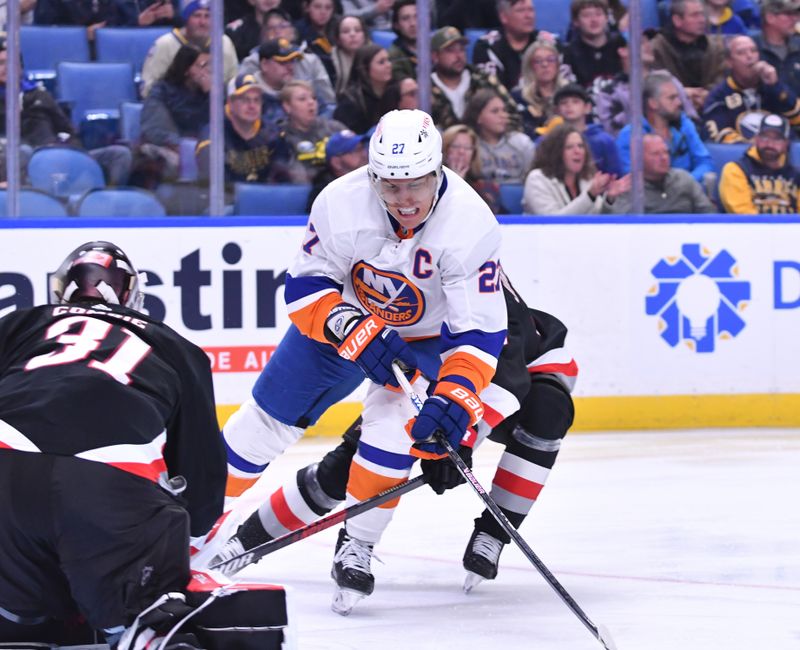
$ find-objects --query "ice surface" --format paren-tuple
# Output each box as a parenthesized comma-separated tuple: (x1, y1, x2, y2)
(219, 429, 800, 650)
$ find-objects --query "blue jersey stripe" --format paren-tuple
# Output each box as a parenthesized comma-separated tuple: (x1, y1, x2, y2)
(284, 273, 343, 305)
(358, 440, 416, 470)
(225, 440, 268, 474)
(440, 324, 506, 359)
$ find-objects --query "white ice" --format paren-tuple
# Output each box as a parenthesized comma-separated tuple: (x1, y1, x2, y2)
(219, 429, 800, 650)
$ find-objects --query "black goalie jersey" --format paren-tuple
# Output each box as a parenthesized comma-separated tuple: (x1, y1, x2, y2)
(0, 303, 226, 536)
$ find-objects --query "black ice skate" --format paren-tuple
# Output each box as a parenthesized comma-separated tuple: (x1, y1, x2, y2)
(330, 528, 376, 616)
(462, 528, 505, 593)
(208, 511, 272, 576)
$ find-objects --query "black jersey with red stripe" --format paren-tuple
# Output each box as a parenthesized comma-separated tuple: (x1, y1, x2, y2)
(0, 303, 226, 536)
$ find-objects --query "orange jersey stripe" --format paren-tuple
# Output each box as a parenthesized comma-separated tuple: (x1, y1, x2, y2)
(225, 474, 259, 498)
(288, 292, 343, 344)
(439, 351, 496, 393)
(348, 462, 407, 508)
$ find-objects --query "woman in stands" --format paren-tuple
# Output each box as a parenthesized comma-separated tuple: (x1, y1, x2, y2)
(513, 39, 572, 140)
(463, 88, 536, 185)
(295, 0, 337, 83)
(137, 45, 210, 184)
(333, 43, 398, 133)
(442, 124, 505, 214)
(522, 123, 629, 214)
(331, 15, 370, 94)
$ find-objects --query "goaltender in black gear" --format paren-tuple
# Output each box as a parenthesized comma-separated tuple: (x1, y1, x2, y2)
(0, 242, 226, 646)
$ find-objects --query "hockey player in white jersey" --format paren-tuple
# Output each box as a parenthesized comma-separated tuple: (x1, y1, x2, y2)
(215, 109, 507, 614)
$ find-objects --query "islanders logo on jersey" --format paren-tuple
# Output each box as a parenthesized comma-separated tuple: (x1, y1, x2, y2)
(645, 244, 751, 353)
(352, 262, 425, 326)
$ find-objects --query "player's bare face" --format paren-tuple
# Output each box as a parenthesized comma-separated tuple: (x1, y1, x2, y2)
(378, 175, 438, 230)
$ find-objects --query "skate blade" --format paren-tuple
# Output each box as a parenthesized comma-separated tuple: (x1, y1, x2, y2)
(331, 586, 367, 616)
(463, 571, 485, 594)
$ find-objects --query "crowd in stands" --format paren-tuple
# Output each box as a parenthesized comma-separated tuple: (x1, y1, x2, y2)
(1, 0, 800, 215)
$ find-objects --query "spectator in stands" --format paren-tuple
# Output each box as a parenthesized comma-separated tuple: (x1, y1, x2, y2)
(397, 76, 418, 108)
(542, 83, 622, 175)
(706, 0, 749, 34)
(1, 0, 36, 27)
(463, 88, 536, 183)
(650, 0, 726, 112)
(137, 45, 210, 184)
(610, 133, 715, 213)
(437, 0, 500, 31)
(249, 38, 305, 125)
(295, 0, 337, 83)
(333, 44, 396, 132)
(278, 79, 346, 181)
(196, 72, 289, 189)
(226, 0, 281, 60)
(0, 38, 131, 187)
(562, 0, 623, 87)
(442, 123, 505, 213)
(702, 34, 800, 142)
(140, 0, 238, 96)
(331, 15, 370, 93)
(237, 9, 337, 113)
(430, 26, 521, 130)
(34, 0, 120, 42)
(523, 123, 629, 213)
(306, 128, 368, 209)
(719, 112, 800, 212)
(116, 0, 179, 27)
(593, 29, 699, 136)
(342, 0, 393, 30)
(513, 39, 571, 138)
(473, 0, 555, 92)
(618, 71, 714, 183)
(753, 0, 800, 95)
(388, 0, 418, 80)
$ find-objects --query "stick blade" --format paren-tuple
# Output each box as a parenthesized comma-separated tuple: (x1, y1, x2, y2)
(597, 624, 618, 650)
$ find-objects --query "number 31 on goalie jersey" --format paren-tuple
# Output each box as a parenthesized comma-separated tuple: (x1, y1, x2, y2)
(478, 260, 502, 293)
(25, 316, 151, 386)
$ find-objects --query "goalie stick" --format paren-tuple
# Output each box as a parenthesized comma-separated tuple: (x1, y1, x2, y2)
(208, 475, 426, 575)
(392, 364, 618, 650)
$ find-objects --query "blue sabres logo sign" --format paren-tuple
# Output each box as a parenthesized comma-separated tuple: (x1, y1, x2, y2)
(352, 261, 425, 326)
(645, 244, 750, 353)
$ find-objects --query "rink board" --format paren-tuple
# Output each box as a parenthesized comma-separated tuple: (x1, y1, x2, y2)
(2, 214, 799, 430)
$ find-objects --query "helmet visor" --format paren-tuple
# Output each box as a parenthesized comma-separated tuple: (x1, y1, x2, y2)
(374, 173, 438, 206)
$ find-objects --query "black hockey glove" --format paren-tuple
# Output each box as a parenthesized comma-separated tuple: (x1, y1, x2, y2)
(420, 444, 473, 495)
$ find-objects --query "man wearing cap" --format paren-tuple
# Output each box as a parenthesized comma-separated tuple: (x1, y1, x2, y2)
(719, 113, 800, 212)
(277, 80, 347, 182)
(242, 37, 305, 125)
(474, 0, 558, 91)
(618, 71, 713, 183)
(753, 0, 800, 94)
(430, 26, 521, 130)
(196, 72, 290, 188)
(536, 83, 622, 175)
(306, 129, 369, 209)
(141, 0, 239, 96)
(702, 34, 800, 142)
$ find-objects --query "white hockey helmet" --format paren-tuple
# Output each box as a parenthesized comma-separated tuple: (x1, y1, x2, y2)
(368, 109, 442, 181)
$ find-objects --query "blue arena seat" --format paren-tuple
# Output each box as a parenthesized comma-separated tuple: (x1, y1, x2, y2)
(706, 143, 749, 174)
(532, 0, 570, 39)
(75, 188, 166, 217)
(56, 62, 136, 126)
(120, 102, 144, 146)
(791, 142, 800, 168)
(20, 26, 90, 91)
(234, 183, 311, 216)
(625, 0, 662, 29)
(499, 183, 524, 214)
(0, 189, 69, 218)
(370, 29, 396, 49)
(27, 147, 106, 199)
(95, 27, 171, 84)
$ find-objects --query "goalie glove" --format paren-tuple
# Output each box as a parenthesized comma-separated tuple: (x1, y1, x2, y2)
(326, 305, 417, 387)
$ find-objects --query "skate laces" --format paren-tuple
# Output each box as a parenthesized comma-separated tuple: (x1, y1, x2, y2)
(334, 535, 382, 571)
(471, 532, 503, 564)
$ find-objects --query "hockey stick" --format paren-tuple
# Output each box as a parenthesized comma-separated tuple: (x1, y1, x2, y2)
(392, 365, 618, 650)
(208, 475, 426, 575)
